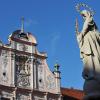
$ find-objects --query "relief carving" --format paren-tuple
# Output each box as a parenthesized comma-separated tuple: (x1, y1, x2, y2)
(16, 55, 31, 87)
(46, 74, 56, 90)
(17, 94, 29, 100)
(1, 50, 9, 82)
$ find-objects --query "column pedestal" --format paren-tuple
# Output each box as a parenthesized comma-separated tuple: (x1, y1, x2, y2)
(83, 79, 100, 100)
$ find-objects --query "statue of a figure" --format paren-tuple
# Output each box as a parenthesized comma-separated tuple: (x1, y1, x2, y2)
(76, 4, 100, 100)
(76, 9, 100, 81)
(76, 4, 100, 98)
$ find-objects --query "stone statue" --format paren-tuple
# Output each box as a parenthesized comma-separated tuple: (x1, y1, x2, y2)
(76, 3, 100, 99)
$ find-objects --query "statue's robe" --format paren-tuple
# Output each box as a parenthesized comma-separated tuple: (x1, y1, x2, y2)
(77, 18, 100, 81)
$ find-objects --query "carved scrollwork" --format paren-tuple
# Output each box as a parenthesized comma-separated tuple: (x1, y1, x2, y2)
(15, 55, 31, 87)
(18, 43, 28, 52)
(17, 74, 30, 87)
(2, 50, 9, 67)
(46, 74, 56, 89)
(17, 94, 29, 100)
(1, 50, 9, 82)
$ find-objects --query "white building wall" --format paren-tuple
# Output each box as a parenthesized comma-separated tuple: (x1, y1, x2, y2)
(0, 30, 61, 100)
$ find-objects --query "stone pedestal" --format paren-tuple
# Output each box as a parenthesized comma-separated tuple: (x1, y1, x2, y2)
(83, 79, 100, 100)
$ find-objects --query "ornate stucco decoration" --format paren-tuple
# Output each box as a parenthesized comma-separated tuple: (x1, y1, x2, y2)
(16, 55, 31, 87)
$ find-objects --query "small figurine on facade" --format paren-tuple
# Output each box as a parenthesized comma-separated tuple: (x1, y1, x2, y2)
(75, 3, 100, 99)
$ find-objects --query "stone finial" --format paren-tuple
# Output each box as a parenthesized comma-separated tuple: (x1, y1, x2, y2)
(54, 63, 60, 72)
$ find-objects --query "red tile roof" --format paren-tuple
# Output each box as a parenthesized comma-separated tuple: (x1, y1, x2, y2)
(61, 87, 84, 100)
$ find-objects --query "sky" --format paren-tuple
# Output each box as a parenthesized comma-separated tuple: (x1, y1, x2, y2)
(0, 0, 100, 90)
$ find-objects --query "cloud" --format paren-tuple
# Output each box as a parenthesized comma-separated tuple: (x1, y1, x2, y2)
(24, 19, 39, 27)
(51, 32, 61, 56)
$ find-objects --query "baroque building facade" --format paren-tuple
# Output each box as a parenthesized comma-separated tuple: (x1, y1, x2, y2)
(0, 28, 61, 100)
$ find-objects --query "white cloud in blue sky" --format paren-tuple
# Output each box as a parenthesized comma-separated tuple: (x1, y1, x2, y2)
(24, 19, 39, 27)
(50, 32, 61, 56)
